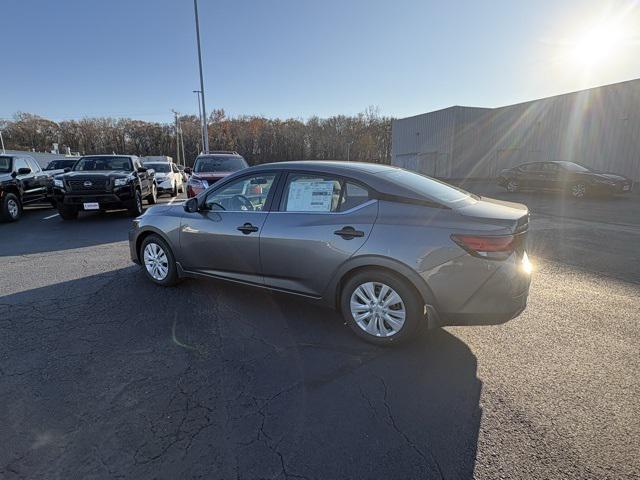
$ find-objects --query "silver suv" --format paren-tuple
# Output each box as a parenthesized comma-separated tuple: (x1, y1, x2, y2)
(129, 161, 532, 345)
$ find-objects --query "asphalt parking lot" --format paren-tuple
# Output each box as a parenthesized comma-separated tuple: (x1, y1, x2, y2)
(1, 185, 639, 479)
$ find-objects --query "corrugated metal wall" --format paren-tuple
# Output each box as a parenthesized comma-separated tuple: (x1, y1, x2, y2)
(392, 78, 640, 181)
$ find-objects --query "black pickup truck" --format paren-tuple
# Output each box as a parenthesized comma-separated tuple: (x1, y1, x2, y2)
(51, 155, 157, 220)
(1, 153, 53, 222)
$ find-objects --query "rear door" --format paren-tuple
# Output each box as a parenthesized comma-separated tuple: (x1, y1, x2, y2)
(179, 172, 279, 285)
(24, 156, 49, 202)
(259, 172, 378, 297)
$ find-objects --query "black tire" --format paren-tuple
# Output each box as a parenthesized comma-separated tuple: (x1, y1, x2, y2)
(170, 182, 178, 197)
(139, 234, 179, 286)
(57, 204, 79, 220)
(340, 269, 424, 346)
(128, 189, 144, 217)
(1, 192, 22, 222)
(146, 183, 157, 205)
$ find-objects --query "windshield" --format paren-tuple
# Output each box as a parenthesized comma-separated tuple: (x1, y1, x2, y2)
(194, 155, 248, 173)
(0, 157, 12, 173)
(73, 156, 133, 172)
(146, 163, 171, 173)
(556, 161, 591, 173)
(45, 159, 77, 170)
(381, 169, 478, 207)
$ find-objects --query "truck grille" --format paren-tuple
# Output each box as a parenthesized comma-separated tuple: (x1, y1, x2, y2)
(68, 178, 109, 191)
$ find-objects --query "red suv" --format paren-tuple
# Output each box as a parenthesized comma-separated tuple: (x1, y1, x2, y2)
(186, 152, 249, 197)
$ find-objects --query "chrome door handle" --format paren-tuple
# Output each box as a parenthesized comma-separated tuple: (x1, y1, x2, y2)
(334, 226, 364, 239)
(237, 223, 259, 234)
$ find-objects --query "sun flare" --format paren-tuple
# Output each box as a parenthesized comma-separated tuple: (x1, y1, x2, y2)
(568, 23, 626, 66)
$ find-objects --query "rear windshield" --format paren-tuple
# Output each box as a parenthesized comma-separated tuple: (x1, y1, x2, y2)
(74, 156, 133, 172)
(0, 157, 12, 173)
(147, 163, 171, 173)
(380, 169, 478, 207)
(194, 155, 248, 173)
(556, 161, 591, 172)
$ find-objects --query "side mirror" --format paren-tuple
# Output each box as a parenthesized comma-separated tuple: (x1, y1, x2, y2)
(184, 167, 192, 174)
(17, 167, 32, 175)
(184, 197, 199, 213)
(147, 168, 155, 175)
(137, 167, 147, 173)
(63, 167, 71, 173)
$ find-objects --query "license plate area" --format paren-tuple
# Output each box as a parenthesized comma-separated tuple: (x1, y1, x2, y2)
(83, 202, 99, 210)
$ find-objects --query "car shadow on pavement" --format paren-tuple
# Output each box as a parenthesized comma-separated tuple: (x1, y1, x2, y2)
(0, 267, 482, 479)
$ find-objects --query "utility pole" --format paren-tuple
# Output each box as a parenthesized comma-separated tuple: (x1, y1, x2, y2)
(193, 89, 204, 154)
(172, 110, 181, 166)
(0, 130, 5, 154)
(193, 0, 209, 153)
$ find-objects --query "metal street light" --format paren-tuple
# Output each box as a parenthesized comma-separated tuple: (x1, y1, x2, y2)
(193, 89, 205, 153)
(193, 0, 209, 154)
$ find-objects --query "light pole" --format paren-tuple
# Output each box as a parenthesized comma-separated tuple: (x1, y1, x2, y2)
(346, 141, 353, 162)
(193, 0, 209, 154)
(193, 90, 205, 154)
(0, 130, 5, 154)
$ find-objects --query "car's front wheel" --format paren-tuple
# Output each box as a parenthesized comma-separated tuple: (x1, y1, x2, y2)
(340, 270, 424, 346)
(146, 183, 157, 205)
(140, 234, 179, 286)
(128, 190, 144, 217)
(58, 204, 79, 220)
(1, 193, 21, 222)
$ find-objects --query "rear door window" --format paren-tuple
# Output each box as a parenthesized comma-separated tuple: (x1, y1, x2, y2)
(283, 174, 342, 212)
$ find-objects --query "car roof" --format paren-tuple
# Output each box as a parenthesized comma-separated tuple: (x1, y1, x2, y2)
(78, 154, 137, 158)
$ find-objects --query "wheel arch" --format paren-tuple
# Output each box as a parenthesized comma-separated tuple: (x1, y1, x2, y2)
(134, 227, 174, 263)
(324, 255, 438, 312)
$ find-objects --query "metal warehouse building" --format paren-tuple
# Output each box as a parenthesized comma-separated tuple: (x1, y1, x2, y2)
(391, 78, 640, 182)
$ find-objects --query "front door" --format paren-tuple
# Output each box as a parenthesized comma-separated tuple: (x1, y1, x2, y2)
(178, 172, 278, 285)
(260, 173, 378, 297)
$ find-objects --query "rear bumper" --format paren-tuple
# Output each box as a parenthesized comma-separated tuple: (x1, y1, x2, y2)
(428, 252, 532, 327)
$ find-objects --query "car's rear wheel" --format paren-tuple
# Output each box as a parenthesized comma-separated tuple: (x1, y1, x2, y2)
(570, 183, 587, 198)
(1, 193, 22, 222)
(340, 270, 424, 346)
(129, 190, 144, 216)
(506, 179, 519, 192)
(140, 234, 178, 286)
(146, 183, 157, 204)
(58, 204, 79, 220)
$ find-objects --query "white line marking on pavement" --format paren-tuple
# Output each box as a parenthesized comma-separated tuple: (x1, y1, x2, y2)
(168, 197, 177, 205)
(43, 213, 60, 220)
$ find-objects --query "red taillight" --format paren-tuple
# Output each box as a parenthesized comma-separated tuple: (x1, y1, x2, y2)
(451, 234, 516, 259)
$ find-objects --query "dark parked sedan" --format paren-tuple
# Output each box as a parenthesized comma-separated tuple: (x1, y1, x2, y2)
(130, 161, 532, 345)
(498, 161, 633, 198)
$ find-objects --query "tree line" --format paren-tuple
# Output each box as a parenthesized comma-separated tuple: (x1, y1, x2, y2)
(0, 108, 392, 166)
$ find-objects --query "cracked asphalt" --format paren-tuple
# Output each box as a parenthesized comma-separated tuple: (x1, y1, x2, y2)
(1, 186, 638, 479)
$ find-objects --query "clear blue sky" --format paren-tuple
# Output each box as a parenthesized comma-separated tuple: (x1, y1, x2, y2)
(2, 0, 639, 123)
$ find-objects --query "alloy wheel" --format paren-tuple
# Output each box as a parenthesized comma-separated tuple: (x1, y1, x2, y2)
(7, 199, 19, 219)
(350, 282, 406, 337)
(143, 243, 169, 281)
(571, 184, 586, 198)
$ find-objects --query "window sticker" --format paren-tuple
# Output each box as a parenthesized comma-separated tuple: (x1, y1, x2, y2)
(287, 180, 335, 212)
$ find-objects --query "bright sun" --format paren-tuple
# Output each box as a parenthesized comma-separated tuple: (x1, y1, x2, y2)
(568, 23, 626, 67)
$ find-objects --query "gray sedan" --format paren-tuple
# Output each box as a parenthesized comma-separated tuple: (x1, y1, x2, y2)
(129, 161, 532, 345)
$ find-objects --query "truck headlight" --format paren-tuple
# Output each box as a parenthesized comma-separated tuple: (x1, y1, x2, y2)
(53, 178, 64, 188)
(114, 178, 129, 187)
